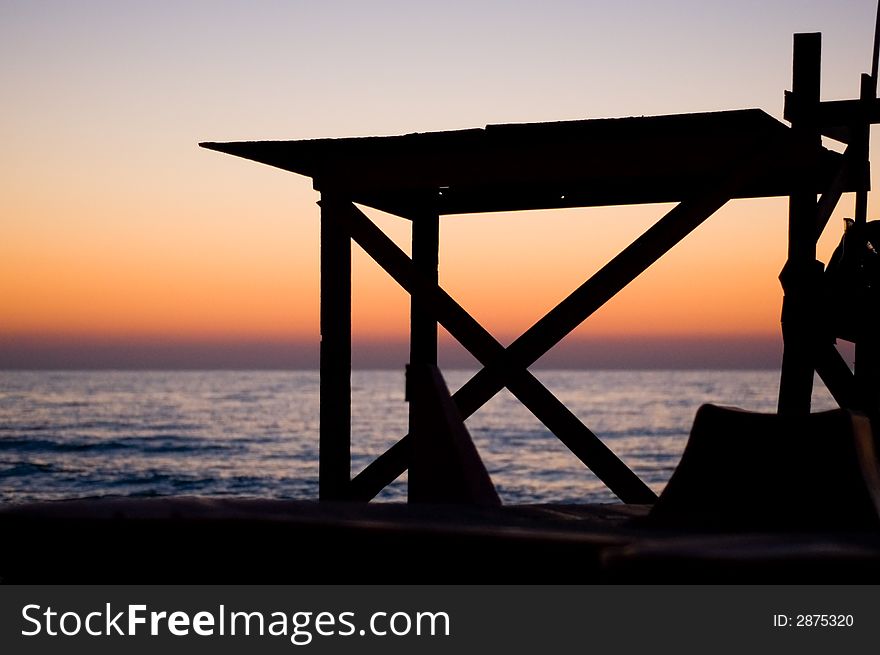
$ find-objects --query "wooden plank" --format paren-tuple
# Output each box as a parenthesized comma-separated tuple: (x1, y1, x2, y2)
(339, 201, 656, 503)
(318, 196, 351, 500)
(778, 32, 822, 416)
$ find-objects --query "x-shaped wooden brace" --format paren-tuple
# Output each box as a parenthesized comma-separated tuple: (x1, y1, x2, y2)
(333, 145, 775, 503)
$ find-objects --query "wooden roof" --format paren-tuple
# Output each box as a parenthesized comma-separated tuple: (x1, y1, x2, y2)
(201, 109, 852, 218)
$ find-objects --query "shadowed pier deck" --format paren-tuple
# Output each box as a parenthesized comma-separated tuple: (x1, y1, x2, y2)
(2, 497, 880, 583)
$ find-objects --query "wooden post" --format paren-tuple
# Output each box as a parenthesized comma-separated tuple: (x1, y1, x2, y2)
(815, 344, 858, 409)
(407, 210, 439, 501)
(409, 212, 439, 368)
(778, 32, 822, 415)
(319, 194, 351, 500)
(854, 73, 880, 415)
(349, 154, 763, 500)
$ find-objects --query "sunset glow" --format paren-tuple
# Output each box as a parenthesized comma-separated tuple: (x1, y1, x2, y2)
(1, 1, 877, 368)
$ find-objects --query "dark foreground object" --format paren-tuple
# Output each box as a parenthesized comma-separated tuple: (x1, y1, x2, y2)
(649, 405, 880, 531)
(2, 497, 880, 583)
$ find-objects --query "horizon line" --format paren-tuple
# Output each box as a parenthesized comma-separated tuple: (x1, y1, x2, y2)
(0, 332, 823, 371)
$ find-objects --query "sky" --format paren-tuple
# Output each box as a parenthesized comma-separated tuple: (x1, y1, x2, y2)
(1, 0, 878, 369)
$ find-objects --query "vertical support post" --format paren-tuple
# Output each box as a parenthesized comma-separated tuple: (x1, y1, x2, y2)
(407, 210, 439, 501)
(854, 73, 880, 415)
(319, 194, 351, 500)
(410, 212, 440, 366)
(779, 32, 822, 415)
(856, 297, 880, 416)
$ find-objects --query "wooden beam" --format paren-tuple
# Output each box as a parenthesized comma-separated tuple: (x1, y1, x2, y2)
(339, 201, 656, 503)
(318, 196, 351, 500)
(816, 344, 858, 409)
(778, 32, 822, 416)
(784, 94, 880, 130)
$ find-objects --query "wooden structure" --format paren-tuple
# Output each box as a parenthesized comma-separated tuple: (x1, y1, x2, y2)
(202, 32, 880, 504)
(6, 28, 880, 587)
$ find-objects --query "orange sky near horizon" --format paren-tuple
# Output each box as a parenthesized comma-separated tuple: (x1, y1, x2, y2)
(1, 1, 877, 366)
(0, 192, 854, 344)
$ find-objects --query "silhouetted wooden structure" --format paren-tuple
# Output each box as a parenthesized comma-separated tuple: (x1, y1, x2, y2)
(202, 31, 880, 507)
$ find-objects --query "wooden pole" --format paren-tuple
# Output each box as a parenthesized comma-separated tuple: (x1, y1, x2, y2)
(319, 194, 351, 500)
(409, 364, 501, 506)
(854, 72, 880, 414)
(407, 210, 439, 501)
(778, 32, 822, 416)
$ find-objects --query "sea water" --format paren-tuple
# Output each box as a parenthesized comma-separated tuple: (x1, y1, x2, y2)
(0, 370, 838, 505)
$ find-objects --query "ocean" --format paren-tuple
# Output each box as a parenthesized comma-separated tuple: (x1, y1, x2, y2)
(0, 370, 838, 505)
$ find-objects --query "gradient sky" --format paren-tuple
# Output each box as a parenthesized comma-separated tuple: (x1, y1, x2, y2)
(1, 1, 878, 368)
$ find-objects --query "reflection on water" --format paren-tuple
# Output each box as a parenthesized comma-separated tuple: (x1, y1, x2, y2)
(0, 370, 837, 504)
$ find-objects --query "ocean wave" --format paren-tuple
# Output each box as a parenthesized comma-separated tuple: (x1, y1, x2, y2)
(0, 436, 230, 455)
(0, 461, 59, 478)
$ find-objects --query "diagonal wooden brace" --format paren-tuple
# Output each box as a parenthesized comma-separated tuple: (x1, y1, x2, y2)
(350, 146, 771, 501)
(816, 344, 859, 410)
(340, 200, 657, 503)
